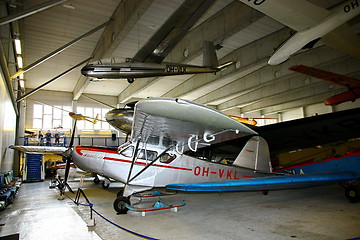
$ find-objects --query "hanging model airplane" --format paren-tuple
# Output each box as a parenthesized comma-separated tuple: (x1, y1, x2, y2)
(238, 0, 360, 65)
(68, 112, 100, 124)
(80, 41, 234, 83)
(289, 65, 360, 106)
(10, 98, 360, 214)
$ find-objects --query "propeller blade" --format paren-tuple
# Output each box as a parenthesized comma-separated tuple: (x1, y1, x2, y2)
(68, 119, 77, 148)
(62, 119, 77, 193)
(64, 156, 71, 184)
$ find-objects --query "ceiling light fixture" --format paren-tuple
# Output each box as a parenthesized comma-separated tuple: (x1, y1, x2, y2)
(14, 38, 21, 55)
(19, 79, 25, 88)
(17, 55, 23, 68)
(63, 4, 75, 10)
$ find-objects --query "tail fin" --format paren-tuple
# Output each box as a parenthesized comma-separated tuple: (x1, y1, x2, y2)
(202, 41, 219, 68)
(232, 136, 272, 173)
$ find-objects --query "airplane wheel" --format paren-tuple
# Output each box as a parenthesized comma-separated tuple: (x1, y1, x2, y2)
(127, 78, 134, 83)
(102, 181, 110, 189)
(345, 186, 360, 203)
(114, 196, 130, 214)
(93, 176, 100, 184)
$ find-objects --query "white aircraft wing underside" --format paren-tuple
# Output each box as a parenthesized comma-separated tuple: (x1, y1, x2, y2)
(322, 24, 360, 60)
(238, 0, 330, 31)
(238, 0, 360, 63)
(9, 145, 67, 154)
(131, 98, 257, 153)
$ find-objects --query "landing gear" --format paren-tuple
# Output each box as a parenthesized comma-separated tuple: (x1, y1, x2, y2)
(345, 186, 360, 203)
(127, 78, 134, 83)
(93, 176, 100, 184)
(117, 188, 124, 198)
(101, 178, 111, 189)
(113, 196, 130, 214)
(102, 181, 110, 189)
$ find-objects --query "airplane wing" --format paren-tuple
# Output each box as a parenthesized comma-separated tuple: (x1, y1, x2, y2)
(9, 145, 67, 154)
(131, 98, 257, 152)
(166, 171, 359, 192)
(254, 107, 360, 155)
(238, 0, 330, 31)
(238, 0, 360, 64)
(289, 65, 360, 88)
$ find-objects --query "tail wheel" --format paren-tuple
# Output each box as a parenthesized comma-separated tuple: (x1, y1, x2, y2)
(345, 186, 360, 203)
(114, 196, 130, 214)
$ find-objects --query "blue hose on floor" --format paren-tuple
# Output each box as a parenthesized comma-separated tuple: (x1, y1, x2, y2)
(64, 191, 159, 240)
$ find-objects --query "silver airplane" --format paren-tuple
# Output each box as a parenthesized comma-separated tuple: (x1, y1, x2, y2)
(10, 98, 360, 215)
(81, 41, 233, 83)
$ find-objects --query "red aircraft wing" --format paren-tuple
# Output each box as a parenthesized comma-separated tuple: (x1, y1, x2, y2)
(289, 65, 360, 89)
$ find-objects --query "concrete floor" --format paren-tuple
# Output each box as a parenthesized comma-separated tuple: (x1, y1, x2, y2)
(0, 180, 359, 240)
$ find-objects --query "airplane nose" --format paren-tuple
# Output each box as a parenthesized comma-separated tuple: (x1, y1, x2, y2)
(105, 109, 133, 134)
(81, 65, 93, 76)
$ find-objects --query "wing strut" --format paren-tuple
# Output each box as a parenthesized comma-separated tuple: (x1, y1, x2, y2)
(125, 137, 141, 185)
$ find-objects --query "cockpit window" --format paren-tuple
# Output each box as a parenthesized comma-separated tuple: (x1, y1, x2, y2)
(119, 145, 134, 158)
(119, 145, 157, 161)
(138, 149, 157, 161)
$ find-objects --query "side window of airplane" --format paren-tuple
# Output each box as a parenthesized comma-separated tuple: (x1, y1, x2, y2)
(138, 149, 157, 161)
(160, 153, 176, 164)
(120, 145, 134, 158)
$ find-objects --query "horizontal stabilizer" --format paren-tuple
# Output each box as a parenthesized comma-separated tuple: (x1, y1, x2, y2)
(166, 171, 359, 192)
(217, 61, 234, 70)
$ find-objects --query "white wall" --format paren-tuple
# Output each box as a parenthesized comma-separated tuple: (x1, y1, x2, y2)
(0, 69, 17, 172)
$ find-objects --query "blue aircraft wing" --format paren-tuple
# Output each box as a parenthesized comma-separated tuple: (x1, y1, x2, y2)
(166, 171, 359, 192)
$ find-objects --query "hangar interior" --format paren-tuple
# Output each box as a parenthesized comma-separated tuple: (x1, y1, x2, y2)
(0, 0, 360, 239)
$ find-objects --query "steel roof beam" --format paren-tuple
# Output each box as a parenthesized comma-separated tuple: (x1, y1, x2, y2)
(0, 0, 68, 26)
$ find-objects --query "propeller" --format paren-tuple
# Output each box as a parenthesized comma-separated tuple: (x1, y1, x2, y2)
(60, 119, 77, 194)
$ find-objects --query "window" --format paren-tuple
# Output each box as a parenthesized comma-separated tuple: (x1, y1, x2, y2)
(119, 145, 134, 158)
(76, 107, 112, 130)
(160, 153, 176, 164)
(118, 145, 158, 161)
(32, 104, 72, 129)
(138, 149, 157, 161)
(32, 104, 113, 131)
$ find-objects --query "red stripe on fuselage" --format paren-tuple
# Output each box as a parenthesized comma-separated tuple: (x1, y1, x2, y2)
(75, 146, 117, 154)
(104, 156, 192, 171)
(74, 146, 192, 172)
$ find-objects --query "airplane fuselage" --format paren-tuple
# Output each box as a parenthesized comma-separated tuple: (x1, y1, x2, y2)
(81, 62, 218, 80)
(72, 145, 270, 196)
(324, 87, 360, 105)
